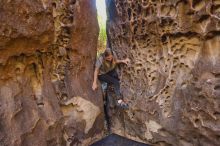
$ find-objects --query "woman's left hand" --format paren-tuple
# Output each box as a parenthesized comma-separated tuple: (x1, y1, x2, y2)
(123, 58, 130, 65)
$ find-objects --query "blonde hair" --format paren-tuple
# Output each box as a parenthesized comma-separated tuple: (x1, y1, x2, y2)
(103, 48, 113, 57)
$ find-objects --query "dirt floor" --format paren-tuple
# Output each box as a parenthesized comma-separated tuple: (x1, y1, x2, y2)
(91, 134, 150, 146)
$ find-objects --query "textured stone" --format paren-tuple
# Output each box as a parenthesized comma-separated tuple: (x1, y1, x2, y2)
(61, 96, 101, 134)
(0, 0, 103, 146)
(1, 0, 220, 145)
(106, 0, 220, 146)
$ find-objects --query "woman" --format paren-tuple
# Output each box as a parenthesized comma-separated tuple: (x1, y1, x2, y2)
(92, 48, 130, 108)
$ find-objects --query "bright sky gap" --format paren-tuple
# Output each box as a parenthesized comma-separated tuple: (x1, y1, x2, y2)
(96, 0, 107, 21)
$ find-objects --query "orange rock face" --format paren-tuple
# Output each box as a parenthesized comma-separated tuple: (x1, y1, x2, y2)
(0, 0, 103, 146)
(1, 0, 220, 145)
(107, 0, 220, 146)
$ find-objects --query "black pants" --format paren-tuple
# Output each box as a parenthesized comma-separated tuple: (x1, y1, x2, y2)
(98, 69, 121, 98)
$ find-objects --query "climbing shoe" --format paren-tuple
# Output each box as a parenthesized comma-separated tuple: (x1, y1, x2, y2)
(116, 99, 129, 109)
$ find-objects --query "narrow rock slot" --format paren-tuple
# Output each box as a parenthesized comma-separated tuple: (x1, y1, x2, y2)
(0, 0, 220, 146)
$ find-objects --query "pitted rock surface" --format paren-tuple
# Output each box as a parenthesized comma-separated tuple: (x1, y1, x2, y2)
(106, 0, 220, 146)
(1, 0, 220, 146)
(0, 0, 103, 146)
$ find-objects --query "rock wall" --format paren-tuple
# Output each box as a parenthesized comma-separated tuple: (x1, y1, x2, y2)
(0, 0, 104, 146)
(107, 0, 220, 146)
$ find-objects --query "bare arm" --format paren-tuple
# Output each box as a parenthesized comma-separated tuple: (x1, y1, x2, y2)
(92, 67, 99, 90)
(93, 67, 99, 84)
(112, 51, 129, 64)
(115, 59, 124, 64)
(116, 58, 130, 65)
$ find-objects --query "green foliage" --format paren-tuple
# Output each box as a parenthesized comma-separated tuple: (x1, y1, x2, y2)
(97, 16, 107, 54)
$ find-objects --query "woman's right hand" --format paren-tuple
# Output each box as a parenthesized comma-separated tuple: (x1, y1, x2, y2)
(92, 82, 98, 91)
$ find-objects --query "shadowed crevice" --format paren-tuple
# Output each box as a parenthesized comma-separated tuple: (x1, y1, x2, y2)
(90, 134, 150, 146)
